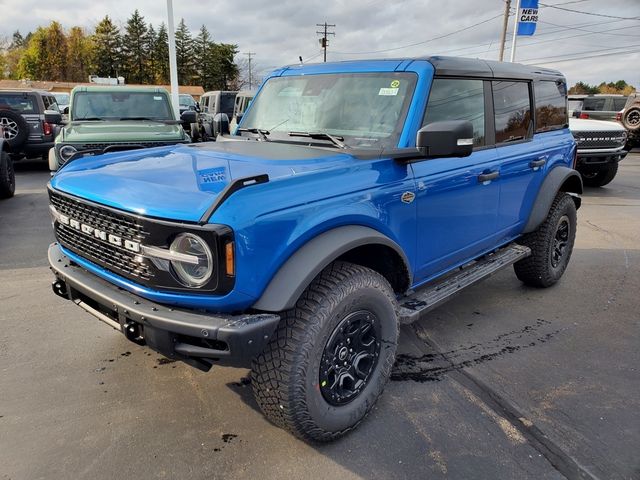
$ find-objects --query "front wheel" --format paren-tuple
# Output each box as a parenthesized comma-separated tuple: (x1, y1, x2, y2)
(251, 261, 399, 442)
(514, 192, 577, 287)
(579, 163, 618, 187)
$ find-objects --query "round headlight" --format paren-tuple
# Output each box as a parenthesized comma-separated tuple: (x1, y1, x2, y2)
(59, 145, 78, 161)
(169, 233, 213, 287)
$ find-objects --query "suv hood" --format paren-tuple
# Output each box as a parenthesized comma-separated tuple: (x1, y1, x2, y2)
(568, 117, 625, 132)
(50, 140, 354, 223)
(63, 120, 184, 143)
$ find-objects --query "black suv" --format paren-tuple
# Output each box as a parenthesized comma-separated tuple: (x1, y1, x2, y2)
(0, 89, 60, 160)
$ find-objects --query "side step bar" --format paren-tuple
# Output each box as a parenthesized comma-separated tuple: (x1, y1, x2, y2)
(398, 244, 531, 324)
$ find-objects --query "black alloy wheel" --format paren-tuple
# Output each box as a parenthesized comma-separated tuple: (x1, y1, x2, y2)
(550, 215, 570, 269)
(319, 310, 380, 406)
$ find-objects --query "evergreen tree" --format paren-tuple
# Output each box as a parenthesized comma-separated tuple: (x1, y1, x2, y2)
(92, 16, 122, 78)
(175, 19, 195, 85)
(210, 43, 239, 90)
(122, 10, 148, 84)
(153, 23, 170, 84)
(194, 25, 214, 90)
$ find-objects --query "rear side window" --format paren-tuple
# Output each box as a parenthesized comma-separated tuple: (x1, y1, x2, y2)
(492, 81, 532, 144)
(0, 94, 36, 114)
(612, 97, 627, 111)
(423, 78, 485, 147)
(534, 81, 567, 133)
(582, 97, 606, 111)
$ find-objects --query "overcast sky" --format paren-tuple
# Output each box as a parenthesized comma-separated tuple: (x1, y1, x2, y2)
(1, 0, 639, 87)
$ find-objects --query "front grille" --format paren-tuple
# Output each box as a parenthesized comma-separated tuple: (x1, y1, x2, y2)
(50, 191, 154, 281)
(573, 131, 626, 149)
(58, 141, 182, 166)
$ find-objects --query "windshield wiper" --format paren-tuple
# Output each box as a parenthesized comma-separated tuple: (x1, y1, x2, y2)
(288, 131, 347, 149)
(119, 116, 156, 121)
(74, 117, 104, 121)
(237, 127, 270, 142)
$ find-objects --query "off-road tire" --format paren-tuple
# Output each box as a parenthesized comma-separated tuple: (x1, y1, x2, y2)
(0, 150, 16, 198)
(0, 109, 29, 149)
(514, 193, 577, 287)
(580, 163, 618, 187)
(622, 106, 640, 131)
(251, 261, 399, 442)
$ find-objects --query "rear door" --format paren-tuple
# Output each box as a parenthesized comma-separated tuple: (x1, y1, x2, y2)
(411, 77, 501, 283)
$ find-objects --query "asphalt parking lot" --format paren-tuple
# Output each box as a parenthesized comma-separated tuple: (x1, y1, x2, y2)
(1, 153, 639, 480)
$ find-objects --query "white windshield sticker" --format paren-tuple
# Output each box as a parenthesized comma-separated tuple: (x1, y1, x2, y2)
(153, 96, 163, 100)
(378, 87, 399, 96)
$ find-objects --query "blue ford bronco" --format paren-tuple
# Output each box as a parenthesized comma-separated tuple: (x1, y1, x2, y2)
(48, 56, 581, 441)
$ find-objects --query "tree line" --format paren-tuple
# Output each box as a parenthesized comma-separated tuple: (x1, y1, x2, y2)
(569, 80, 636, 96)
(0, 11, 240, 91)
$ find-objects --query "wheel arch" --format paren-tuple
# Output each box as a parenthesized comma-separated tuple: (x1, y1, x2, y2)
(523, 166, 583, 234)
(252, 225, 412, 312)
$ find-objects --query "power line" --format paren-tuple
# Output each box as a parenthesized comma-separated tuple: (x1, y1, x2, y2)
(538, 20, 640, 37)
(524, 48, 640, 65)
(538, 3, 640, 20)
(332, 12, 503, 55)
(522, 43, 640, 63)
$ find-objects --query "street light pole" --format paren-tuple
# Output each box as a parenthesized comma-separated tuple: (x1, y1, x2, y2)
(510, 0, 521, 62)
(166, 0, 180, 119)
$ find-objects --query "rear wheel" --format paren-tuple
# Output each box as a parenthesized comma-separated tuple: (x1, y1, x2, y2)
(0, 150, 16, 199)
(580, 163, 618, 187)
(622, 107, 640, 131)
(251, 261, 399, 442)
(514, 193, 577, 287)
(0, 109, 29, 149)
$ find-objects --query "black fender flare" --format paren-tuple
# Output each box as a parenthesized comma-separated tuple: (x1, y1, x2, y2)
(523, 166, 583, 233)
(253, 225, 411, 312)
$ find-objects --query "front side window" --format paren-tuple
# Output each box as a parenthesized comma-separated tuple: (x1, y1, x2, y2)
(71, 91, 172, 121)
(241, 73, 417, 148)
(534, 80, 567, 132)
(493, 81, 532, 144)
(423, 78, 485, 147)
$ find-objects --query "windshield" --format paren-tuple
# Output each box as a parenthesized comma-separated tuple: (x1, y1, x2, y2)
(54, 93, 70, 105)
(71, 91, 173, 121)
(240, 73, 416, 148)
(179, 95, 196, 107)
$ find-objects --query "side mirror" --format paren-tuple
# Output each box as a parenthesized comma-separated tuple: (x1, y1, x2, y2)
(235, 112, 244, 124)
(63, 106, 70, 115)
(181, 110, 197, 124)
(44, 110, 63, 125)
(416, 120, 474, 158)
(213, 113, 230, 136)
(196, 102, 201, 112)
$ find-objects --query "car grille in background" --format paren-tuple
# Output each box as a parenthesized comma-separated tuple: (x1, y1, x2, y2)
(58, 141, 181, 167)
(572, 131, 627, 149)
(49, 191, 154, 281)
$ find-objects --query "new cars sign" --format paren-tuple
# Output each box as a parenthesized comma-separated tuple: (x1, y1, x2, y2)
(517, 0, 539, 36)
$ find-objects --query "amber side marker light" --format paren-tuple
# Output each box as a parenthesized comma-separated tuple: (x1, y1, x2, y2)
(225, 242, 235, 276)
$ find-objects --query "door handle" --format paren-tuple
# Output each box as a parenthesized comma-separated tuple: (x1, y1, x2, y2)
(478, 171, 499, 183)
(530, 158, 547, 169)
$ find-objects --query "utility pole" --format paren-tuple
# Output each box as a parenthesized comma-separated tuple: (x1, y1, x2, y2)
(510, 0, 522, 62)
(316, 22, 335, 62)
(244, 52, 256, 89)
(498, 0, 512, 62)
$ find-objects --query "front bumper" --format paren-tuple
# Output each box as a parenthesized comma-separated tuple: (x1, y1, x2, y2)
(576, 149, 627, 166)
(48, 243, 280, 371)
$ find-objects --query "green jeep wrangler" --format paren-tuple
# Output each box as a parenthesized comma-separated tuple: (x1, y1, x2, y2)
(47, 86, 194, 172)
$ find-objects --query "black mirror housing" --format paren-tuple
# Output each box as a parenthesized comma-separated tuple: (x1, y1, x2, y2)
(181, 110, 197, 124)
(213, 113, 230, 136)
(44, 110, 63, 125)
(63, 106, 70, 115)
(416, 120, 474, 158)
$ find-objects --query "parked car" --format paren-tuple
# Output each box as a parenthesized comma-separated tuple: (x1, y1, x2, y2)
(0, 133, 15, 199)
(197, 90, 238, 139)
(230, 90, 255, 131)
(570, 94, 627, 121)
(52, 92, 70, 113)
(47, 86, 195, 172)
(617, 93, 640, 148)
(0, 89, 60, 160)
(569, 117, 627, 187)
(48, 57, 582, 441)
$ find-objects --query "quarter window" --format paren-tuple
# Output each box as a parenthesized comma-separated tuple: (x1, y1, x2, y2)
(492, 81, 532, 144)
(534, 80, 567, 132)
(423, 78, 485, 147)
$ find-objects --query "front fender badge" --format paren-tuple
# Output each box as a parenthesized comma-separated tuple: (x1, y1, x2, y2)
(401, 191, 415, 204)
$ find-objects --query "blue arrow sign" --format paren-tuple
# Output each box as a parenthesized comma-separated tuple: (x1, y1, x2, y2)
(517, 0, 539, 36)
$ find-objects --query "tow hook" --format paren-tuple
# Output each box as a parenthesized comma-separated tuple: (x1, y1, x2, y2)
(51, 279, 68, 299)
(123, 321, 145, 345)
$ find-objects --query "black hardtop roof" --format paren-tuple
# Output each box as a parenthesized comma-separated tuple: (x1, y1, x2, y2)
(421, 56, 565, 82)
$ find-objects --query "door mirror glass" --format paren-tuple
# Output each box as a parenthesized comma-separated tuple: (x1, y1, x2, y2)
(416, 120, 474, 158)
